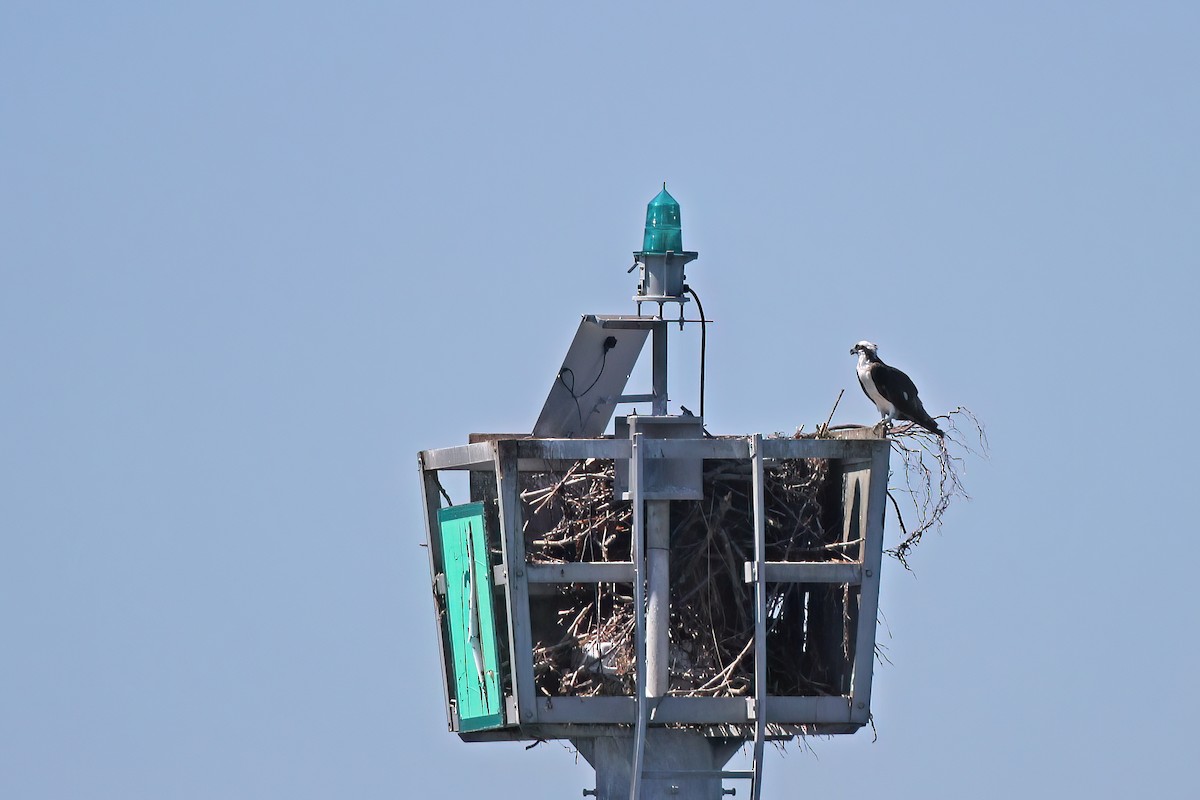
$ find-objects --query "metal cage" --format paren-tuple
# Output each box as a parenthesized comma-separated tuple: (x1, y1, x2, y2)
(419, 431, 890, 747)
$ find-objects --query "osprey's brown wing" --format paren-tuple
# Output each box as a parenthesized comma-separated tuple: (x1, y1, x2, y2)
(874, 363, 943, 436)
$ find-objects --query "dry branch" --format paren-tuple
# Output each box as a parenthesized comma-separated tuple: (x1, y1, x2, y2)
(884, 406, 987, 568)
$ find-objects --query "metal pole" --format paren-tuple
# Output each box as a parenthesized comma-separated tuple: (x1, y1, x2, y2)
(646, 499, 670, 697)
(647, 315, 670, 698)
(576, 731, 742, 800)
(749, 434, 768, 800)
(651, 320, 667, 415)
(417, 455, 455, 730)
(629, 433, 648, 800)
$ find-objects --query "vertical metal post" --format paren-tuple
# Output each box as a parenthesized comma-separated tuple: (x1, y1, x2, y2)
(494, 440, 537, 726)
(749, 434, 768, 800)
(577, 731, 742, 800)
(651, 320, 668, 415)
(647, 314, 670, 702)
(848, 441, 890, 724)
(645, 499, 670, 697)
(629, 433, 648, 800)
(418, 455, 455, 730)
(837, 462, 865, 695)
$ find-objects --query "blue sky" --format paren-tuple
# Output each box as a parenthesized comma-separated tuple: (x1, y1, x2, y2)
(2, 3, 1197, 798)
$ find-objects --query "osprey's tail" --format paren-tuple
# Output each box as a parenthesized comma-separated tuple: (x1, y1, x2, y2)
(915, 413, 944, 437)
(901, 406, 944, 437)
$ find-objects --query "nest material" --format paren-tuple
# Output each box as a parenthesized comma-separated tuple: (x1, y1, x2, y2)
(884, 406, 988, 568)
(499, 409, 984, 702)
(522, 448, 856, 699)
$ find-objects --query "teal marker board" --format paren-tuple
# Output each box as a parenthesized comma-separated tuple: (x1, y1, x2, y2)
(437, 503, 505, 732)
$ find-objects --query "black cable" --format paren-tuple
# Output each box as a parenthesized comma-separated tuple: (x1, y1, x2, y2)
(685, 285, 707, 418)
(558, 367, 585, 430)
(557, 337, 616, 431)
(434, 474, 453, 507)
(576, 347, 610, 397)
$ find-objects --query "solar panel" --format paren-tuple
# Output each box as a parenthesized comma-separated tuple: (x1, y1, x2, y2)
(532, 315, 653, 438)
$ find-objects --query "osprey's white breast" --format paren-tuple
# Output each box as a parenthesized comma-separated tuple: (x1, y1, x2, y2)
(857, 359, 895, 416)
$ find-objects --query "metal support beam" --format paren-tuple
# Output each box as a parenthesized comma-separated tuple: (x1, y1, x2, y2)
(418, 442, 496, 471)
(743, 561, 863, 584)
(748, 434, 768, 800)
(494, 440, 536, 726)
(618, 393, 657, 404)
(646, 499, 671, 698)
(521, 562, 635, 584)
(534, 694, 857, 725)
(848, 444, 890, 723)
(629, 433, 649, 800)
(418, 454, 455, 730)
(651, 320, 667, 415)
(417, 433, 889, 476)
(575, 731, 741, 800)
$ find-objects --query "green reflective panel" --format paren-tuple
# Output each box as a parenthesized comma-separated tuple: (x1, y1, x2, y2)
(437, 503, 504, 732)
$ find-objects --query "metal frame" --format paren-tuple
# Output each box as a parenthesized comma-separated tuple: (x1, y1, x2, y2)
(419, 433, 890, 740)
(629, 433, 648, 800)
(418, 452, 456, 730)
(749, 434, 768, 798)
(494, 440, 537, 726)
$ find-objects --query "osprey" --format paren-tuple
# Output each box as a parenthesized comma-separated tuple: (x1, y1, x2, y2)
(850, 341, 944, 436)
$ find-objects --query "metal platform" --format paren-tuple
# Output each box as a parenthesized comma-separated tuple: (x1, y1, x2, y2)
(420, 430, 890, 799)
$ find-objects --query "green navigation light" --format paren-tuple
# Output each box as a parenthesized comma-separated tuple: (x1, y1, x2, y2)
(642, 182, 683, 254)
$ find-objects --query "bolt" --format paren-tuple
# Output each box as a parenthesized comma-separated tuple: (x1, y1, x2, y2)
(523, 709, 534, 720)
(723, 789, 737, 796)
(582, 790, 597, 797)
(865, 569, 873, 577)
(857, 702, 865, 709)
(515, 567, 524, 577)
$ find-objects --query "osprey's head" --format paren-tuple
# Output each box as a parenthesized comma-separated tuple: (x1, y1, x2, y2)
(850, 341, 878, 356)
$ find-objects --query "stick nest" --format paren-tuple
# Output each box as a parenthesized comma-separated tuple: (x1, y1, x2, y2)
(520, 447, 856, 700)
(497, 407, 984, 702)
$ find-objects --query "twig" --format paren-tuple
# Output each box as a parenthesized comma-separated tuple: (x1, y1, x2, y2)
(817, 389, 844, 438)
